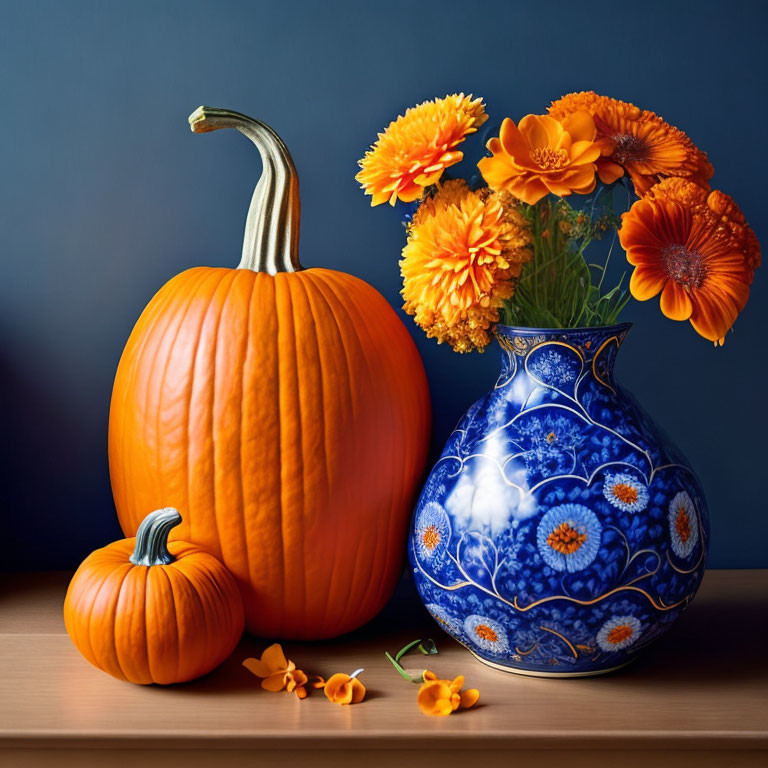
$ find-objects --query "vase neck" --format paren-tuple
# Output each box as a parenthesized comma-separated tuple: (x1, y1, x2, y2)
(495, 324, 631, 388)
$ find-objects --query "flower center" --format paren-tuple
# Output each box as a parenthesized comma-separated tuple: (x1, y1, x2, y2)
(546, 431, 557, 443)
(610, 133, 649, 164)
(422, 524, 441, 551)
(675, 507, 691, 543)
(662, 244, 707, 289)
(474, 624, 498, 642)
(612, 483, 638, 505)
(606, 624, 634, 645)
(531, 147, 569, 170)
(547, 522, 587, 555)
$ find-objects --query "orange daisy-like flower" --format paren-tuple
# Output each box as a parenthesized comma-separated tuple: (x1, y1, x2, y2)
(400, 179, 532, 352)
(324, 670, 366, 705)
(477, 112, 603, 204)
(242, 644, 323, 699)
(417, 671, 479, 716)
(356, 93, 488, 206)
(548, 92, 714, 196)
(619, 177, 759, 343)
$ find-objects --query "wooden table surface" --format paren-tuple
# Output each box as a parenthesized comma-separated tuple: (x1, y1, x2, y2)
(1, 570, 766, 768)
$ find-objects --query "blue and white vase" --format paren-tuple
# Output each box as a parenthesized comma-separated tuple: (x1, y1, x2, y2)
(409, 323, 708, 677)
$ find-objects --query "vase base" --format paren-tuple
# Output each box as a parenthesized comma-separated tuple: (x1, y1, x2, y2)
(468, 649, 634, 678)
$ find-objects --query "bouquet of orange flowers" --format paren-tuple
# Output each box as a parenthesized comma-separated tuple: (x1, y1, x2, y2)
(356, 92, 760, 351)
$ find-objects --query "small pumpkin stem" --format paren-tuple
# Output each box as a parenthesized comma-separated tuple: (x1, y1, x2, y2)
(188, 106, 302, 275)
(130, 508, 182, 566)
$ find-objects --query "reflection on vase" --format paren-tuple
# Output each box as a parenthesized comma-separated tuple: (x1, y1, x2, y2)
(409, 323, 708, 676)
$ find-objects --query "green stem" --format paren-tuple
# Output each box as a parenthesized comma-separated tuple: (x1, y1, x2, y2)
(129, 508, 181, 566)
(385, 639, 438, 683)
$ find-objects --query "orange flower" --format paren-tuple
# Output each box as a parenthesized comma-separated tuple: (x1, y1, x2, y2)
(400, 179, 532, 352)
(477, 112, 603, 204)
(243, 644, 320, 698)
(619, 177, 758, 343)
(417, 671, 479, 716)
(324, 670, 366, 705)
(548, 92, 714, 196)
(356, 93, 487, 206)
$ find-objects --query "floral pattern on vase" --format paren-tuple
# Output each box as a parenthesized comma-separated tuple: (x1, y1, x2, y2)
(409, 323, 708, 676)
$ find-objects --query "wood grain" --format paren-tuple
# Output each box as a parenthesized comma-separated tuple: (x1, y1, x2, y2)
(1, 570, 766, 767)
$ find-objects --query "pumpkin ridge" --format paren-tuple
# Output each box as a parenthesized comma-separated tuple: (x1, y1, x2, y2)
(349, 270, 425, 610)
(113, 565, 139, 682)
(327, 275, 394, 616)
(152, 272, 213, 535)
(208, 270, 257, 580)
(328, 270, 428, 614)
(90, 562, 134, 681)
(75, 561, 113, 671)
(284, 276, 306, 623)
(292, 274, 332, 627)
(158, 566, 182, 684)
(179, 271, 231, 552)
(206, 270, 242, 565)
(275, 274, 300, 632)
(327, 273, 401, 618)
(299, 271, 363, 633)
(236, 272, 258, 595)
(139, 269, 214, 538)
(241, 274, 283, 635)
(116, 271, 209, 534)
(173, 555, 235, 674)
(145, 565, 174, 682)
(119, 564, 151, 683)
(308, 270, 380, 630)
(186, 270, 235, 552)
(166, 561, 209, 681)
(111, 273, 187, 527)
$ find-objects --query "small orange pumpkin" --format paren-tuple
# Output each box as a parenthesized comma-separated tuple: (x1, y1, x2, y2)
(108, 107, 431, 639)
(63, 508, 244, 684)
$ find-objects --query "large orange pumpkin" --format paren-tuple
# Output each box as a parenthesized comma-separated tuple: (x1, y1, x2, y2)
(109, 107, 431, 640)
(64, 507, 244, 684)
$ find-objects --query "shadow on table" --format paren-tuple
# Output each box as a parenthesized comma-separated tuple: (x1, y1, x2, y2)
(170, 569, 768, 696)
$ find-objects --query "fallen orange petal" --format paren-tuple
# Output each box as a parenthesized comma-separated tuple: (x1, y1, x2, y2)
(461, 688, 480, 709)
(261, 643, 289, 674)
(325, 672, 366, 705)
(242, 657, 271, 678)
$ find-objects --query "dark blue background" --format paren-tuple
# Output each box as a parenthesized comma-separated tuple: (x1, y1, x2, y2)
(2, 0, 765, 569)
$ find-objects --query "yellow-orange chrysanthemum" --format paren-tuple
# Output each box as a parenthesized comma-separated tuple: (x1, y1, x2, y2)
(477, 112, 603, 205)
(619, 177, 759, 344)
(549, 92, 713, 196)
(400, 180, 532, 352)
(356, 94, 488, 206)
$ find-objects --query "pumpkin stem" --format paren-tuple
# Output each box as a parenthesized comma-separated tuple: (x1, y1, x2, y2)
(130, 508, 182, 566)
(188, 106, 302, 275)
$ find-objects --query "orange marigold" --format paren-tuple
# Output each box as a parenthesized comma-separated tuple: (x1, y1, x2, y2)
(400, 180, 532, 352)
(477, 112, 603, 204)
(356, 93, 487, 206)
(619, 177, 759, 344)
(549, 92, 714, 196)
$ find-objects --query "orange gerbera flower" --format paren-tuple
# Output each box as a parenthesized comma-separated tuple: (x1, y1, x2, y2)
(477, 112, 603, 204)
(356, 93, 487, 206)
(417, 671, 479, 716)
(324, 670, 366, 705)
(548, 92, 714, 196)
(619, 177, 758, 343)
(400, 179, 532, 352)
